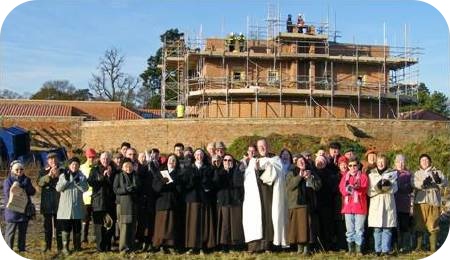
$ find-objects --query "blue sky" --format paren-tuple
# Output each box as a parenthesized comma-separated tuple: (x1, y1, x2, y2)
(0, 0, 449, 97)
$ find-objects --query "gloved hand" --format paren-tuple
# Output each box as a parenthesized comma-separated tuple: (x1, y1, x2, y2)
(18, 178, 28, 188)
(381, 179, 392, 187)
(126, 185, 136, 193)
(422, 176, 433, 188)
(432, 172, 442, 184)
(376, 180, 383, 190)
(345, 184, 354, 194)
(162, 177, 170, 184)
(64, 172, 70, 181)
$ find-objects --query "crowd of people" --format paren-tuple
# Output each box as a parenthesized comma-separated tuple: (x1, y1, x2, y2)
(2, 139, 449, 256)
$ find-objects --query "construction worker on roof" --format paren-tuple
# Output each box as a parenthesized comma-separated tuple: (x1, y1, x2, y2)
(238, 33, 245, 52)
(297, 14, 305, 33)
(286, 14, 293, 33)
(227, 32, 236, 52)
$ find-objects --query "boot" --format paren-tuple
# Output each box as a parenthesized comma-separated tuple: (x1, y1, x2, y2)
(297, 244, 303, 254)
(400, 231, 410, 252)
(303, 244, 310, 256)
(355, 243, 363, 256)
(429, 231, 438, 252)
(56, 231, 63, 253)
(43, 229, 52, 252)
(82, 222, 89, 243)
(73, 233, 82, 251)
(415, 232, 423, 252)
(347, 242, 355, 256)
(62, 231, 71, 255)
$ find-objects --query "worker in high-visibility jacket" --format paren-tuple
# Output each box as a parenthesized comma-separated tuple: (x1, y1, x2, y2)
(80, 148, 97, 243)
(226, 32, 236, 52)
(238, 33, 246, 52)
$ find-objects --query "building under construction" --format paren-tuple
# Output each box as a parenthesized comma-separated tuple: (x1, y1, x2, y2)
(160, 11, 420, 119)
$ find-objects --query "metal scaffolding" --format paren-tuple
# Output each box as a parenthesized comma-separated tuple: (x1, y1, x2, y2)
(160, 9, 421, 119)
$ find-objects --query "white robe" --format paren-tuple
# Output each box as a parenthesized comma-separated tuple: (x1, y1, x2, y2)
(242, 156, 288, 246)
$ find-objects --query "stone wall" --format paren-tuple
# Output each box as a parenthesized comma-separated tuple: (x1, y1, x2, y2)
(80, 118, 450, 153)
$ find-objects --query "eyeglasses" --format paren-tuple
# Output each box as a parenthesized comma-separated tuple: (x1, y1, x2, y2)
(223, 159, 232, 162)
(348, 164, 358, 167)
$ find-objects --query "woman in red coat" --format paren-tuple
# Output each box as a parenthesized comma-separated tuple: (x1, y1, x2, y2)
(339, 157, 368, 256)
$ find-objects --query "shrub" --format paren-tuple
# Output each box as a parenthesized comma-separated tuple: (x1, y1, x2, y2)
(227, 133, 365, 160)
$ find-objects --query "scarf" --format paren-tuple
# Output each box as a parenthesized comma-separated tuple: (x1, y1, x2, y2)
(344, 170, 361, 204)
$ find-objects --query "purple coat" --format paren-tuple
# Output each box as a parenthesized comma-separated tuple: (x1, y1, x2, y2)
(395, 170, 412, 214)
(3, 174, 36, 223)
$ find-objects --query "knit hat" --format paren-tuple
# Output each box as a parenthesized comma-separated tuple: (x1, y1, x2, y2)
(85, 148, 97, 158)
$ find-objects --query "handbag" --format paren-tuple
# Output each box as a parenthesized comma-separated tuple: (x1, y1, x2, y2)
(25, 201, 36, 219)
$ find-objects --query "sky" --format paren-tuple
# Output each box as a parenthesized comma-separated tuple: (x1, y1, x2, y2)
(0, 0, 449, 97)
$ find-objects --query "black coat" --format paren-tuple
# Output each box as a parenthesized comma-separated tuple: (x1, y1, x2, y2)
(316, 166, 339, 208)
(213, 166, 244, 207)
(136, 163, 155, 211)
(181, 164, 215, 204)
(113, 171, 140, 223)
(37, 167, 64, 215)
(152, 168, 181, 211)
(87, 163, 116, 212)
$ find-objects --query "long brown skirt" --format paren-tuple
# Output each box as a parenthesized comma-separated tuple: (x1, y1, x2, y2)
(185, 202, 216, 249)
(217, 206, 244, 245)
(153, 210, 176, 247)
(287, 207, 308, 244)
(287, 206, 318, 244)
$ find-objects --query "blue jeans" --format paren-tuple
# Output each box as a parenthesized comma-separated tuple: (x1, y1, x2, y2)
(373, 227, 392, 253)
(344, 214, 366, 246)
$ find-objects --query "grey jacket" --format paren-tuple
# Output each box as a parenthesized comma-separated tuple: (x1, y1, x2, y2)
(56, 170, 88, 220)
(412, 167, 448, 207)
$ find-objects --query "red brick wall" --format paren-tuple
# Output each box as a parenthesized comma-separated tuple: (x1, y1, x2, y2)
(80, 118, 449, 154)
(1, 116, 83, 150)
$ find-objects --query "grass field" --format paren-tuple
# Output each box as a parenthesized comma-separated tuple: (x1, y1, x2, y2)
(1, 168, 447, 260)
(1, 208, 438, 260)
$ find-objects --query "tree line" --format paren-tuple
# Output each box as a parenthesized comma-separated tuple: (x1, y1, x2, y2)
(0, 28, 448, 117)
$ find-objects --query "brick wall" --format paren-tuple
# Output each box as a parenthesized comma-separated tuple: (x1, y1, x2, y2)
(80, 118, 450, 154)
(1, 116, 83, 150)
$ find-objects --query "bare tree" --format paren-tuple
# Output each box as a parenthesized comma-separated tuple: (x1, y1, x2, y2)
(89, 48, 139, 106)
(0, 89, 24, 99)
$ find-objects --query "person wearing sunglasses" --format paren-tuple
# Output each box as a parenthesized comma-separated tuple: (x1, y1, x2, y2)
(367, 154, 398, 256)
(213, 154, 245, 252)
(339, 158, 368, 256)
(4, 161, 36, 253)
